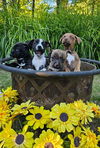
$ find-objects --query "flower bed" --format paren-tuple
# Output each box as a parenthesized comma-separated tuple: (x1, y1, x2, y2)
(0, 87, 100, 148)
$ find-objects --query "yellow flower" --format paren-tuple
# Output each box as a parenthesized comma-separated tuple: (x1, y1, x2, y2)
(0, 100, 10, 128)
(81, 128, 98, 148)
(68, 127, 85, 148)
(98, 127, 100, 132)
(2, 87, 18, 102)
(4, 125, 34, 148)
(50, 103, 79, 133)
(26, 106, 50, 130)
(0, 99, 10, 110)
(11, 100, 35, 117)
(97, 135, 100, 147)
(46, 118, 55, 129)
(34, 129, 63, 148)
(87, 102, 100, 118)
(0, 121, 16, 147)
(72, 100, 94, 124)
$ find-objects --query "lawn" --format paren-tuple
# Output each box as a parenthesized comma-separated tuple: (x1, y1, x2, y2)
(0, 69, 100, 103)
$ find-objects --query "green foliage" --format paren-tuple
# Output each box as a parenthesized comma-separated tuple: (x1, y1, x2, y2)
(0, 1, 100, 60)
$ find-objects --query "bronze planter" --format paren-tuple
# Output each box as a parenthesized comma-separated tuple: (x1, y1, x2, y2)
(0, 58, 100, 109)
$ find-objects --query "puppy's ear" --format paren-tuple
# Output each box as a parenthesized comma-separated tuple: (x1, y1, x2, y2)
(45, 41, 51, 48)
(59, 35, 65, 44)
(75, 36, 82, 44)
(60, 36, 63, 43)
(23, 43, 30, 50)
(26, 39, 34, 50)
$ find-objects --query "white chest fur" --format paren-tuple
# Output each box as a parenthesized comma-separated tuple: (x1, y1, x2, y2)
(32, 53, 46, 70)
(67, 53, 75, 65)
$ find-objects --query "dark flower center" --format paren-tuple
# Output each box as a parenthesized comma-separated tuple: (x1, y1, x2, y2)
(74, 136, 80, 147)
(22, 107, 27, 109)
(45, 142, 54, 148)
(15, 134, 24, 145)
(35, 113, 42, 120)
(60, 113, 68, 122)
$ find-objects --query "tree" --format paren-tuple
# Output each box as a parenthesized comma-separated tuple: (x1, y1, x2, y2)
(56, 0, 68, 13)
(32, 0, 35, 17)
(78, 0, 100, 15)
(56, 0, 61, 13)
(88, 0, 99, 15)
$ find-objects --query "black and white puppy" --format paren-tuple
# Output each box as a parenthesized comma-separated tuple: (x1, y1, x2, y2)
(28, 39, 51, 71)
(10, 42, 33, 69)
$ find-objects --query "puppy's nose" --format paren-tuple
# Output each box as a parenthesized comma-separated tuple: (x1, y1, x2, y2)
(63, 42, 71, 46)
(38, 46, 42, 50)
(53, 62, 60, 69)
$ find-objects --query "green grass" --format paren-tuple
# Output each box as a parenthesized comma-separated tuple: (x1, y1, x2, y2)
(0, 69, 100, 103)
(0, 9, 100, 60)
(0, 70, 11, 90)
(92, 74, 100, 103)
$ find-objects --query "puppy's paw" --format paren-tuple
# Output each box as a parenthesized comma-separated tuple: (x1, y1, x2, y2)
(27, 68, 34, 71)
(40, 68, 46, 71)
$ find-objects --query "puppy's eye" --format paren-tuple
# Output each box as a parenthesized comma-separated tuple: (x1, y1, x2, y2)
(70, 36, 75, 40)
(51, 57, 55, 61)
(42, 42, 45, 46)
(15, 49, 19, 52)
(60, 58, 64, 62)
(23, 45, 27, 48)
(35, 40, 39, 44)
(36, 40, 39, 43)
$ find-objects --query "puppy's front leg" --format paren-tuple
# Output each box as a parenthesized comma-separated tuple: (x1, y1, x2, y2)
(74, 61, 81, 72)
(65, 67, 70, 72)
(64, 61, 70, 72)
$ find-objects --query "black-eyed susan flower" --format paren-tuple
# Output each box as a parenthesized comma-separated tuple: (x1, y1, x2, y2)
(26, 106, 50, 130)
(0, 121, 16, 147)
(11, 100, 35, 117)
(2, 87, 18, 102)
(72, 100, 94, 125)
(34, 129, 63, 148)
(50, 103, 79, 133)
(0, 100, 10, 128)
(4, 125, 34, 148)
(87, 102, 100, 118)
(68, 127, 85, 148)
(81, 127, 99, 148)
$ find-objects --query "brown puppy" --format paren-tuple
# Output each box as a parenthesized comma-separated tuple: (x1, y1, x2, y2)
(48, 49, 67, 72)
(60, 33, 82, 72)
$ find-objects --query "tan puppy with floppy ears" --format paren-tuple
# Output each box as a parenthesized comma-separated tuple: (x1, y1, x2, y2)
(48, 49, 68, 72)
(60, 33, 82, 72)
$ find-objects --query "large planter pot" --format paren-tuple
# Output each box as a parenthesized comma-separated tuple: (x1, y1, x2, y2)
(0, 58, 100, 109)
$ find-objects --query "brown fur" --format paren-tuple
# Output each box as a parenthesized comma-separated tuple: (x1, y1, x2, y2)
(48, 49, 67, 72)
(60, 33, 82, 72)
(45, 142, 54, 148)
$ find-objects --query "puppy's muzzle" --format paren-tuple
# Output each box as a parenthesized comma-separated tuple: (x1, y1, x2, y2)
(53, 62, 60, 69)
(37, 46, 43, 50)
(63, 42, 71, 47)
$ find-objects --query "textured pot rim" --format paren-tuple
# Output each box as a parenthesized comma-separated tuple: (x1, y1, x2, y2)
(0, 57, 100, 78)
